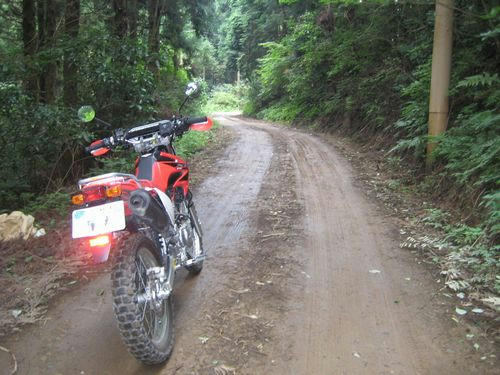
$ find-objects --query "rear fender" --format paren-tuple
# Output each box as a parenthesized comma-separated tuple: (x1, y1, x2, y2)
(85, 234, 113, 263)
(152, 188, 175, 225)
(91, 244, 111, 263)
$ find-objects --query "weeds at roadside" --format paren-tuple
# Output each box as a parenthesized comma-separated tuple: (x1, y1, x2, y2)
(201, 84, 248, 114)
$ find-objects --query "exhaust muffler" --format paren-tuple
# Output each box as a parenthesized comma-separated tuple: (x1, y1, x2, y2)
(128, 189, 170, 234)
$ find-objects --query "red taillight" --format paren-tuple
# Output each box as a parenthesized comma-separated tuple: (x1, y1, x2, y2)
(83, 186, 106, 203)
(89, 234, 111, 247)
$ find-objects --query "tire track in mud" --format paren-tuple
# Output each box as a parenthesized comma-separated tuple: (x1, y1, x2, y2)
(168, 116, 305, 374)
(165, 118, 276, 372)
(236, 116, 497, 375)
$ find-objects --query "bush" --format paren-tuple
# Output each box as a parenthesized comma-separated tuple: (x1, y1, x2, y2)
(174, 121, 219, 159)
(202, 84, 248, 113)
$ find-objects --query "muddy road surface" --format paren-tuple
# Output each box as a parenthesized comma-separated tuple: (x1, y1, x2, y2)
(1, 114, 496, 374)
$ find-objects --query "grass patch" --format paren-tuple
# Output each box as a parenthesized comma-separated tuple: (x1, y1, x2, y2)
(174, 121, 220, 159)
(202, 84, 247, 113)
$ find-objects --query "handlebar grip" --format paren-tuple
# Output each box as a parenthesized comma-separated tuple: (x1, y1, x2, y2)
(85, 140, 105, 154)
(184, 117, 208, 126)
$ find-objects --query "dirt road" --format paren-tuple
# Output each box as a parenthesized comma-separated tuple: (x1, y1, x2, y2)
(1, 114, 496, 374)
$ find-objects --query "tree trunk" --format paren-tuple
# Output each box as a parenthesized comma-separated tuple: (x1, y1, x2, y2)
(112, 0, 127, 38)
(426, 0, 454, 167)
(127, 0, 138, 39)
(63, 0, 80, 106)
(22, 0, 38, 100)
(44, 0, 59, 104)
(37, 0, 46, 101)
(148, 0, 164, 71)
(173, 48, 179, 71)
(37, 0, 61, 104)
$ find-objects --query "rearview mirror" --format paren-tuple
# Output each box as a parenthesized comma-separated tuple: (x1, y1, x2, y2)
(185, 82, 199, 97)
(78, 106, 95, 123)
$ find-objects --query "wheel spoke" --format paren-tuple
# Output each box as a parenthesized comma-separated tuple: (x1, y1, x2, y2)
(135, 256, 148, 291)
(144, 306, 153, 337)
(135, 249, 169, 340)
(140, 298, 148, 321)
(150, 310, 156, 338)
(135, 253, 153, 330)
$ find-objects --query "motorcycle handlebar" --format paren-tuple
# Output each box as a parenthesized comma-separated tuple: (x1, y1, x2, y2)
(85, 139, 107, 154)
(86, 116, 208, 155)
(125, 123, 161, 140)
(124, 117, 207, 140)
(184, 116, 208, 126)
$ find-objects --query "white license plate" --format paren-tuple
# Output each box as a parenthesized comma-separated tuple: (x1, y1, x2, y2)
(72, 201, 126, 239)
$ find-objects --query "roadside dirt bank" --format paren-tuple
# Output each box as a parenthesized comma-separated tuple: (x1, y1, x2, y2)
(1, 114, 497, 374)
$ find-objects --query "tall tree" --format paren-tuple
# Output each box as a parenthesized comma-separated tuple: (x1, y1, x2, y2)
(37, 0, 47, 101)
(112, 0, 127, 38)
(45, 0, 59, 103)
(22, 0, 38, 100)
(426, 0, 454, 166)
(127, 0, 138, 39)
(37, 0, 62, 104)
(63, 0, 80, 106)
(148, 0, 164, 71)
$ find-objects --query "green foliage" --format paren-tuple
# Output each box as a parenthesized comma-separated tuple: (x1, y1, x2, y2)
(174, 121, 219, 159)
(422, 208, 451, 230)
(88, 148, 136, 177)
(211, 0, 309, 83)
(482, 191, 500, 236)
(0, 87, 91, 209)
(0, 0, 218, 212)
(202, 84, 248, 113)
(246, 0, 499, 242)
(421, 207, 498, 291)
(22, 191, 70, 218)
(456, 73, 499, 88)
(434, 112, 499, 187)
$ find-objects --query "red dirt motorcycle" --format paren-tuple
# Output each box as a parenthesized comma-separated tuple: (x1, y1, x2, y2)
(71, 83, 212, 364)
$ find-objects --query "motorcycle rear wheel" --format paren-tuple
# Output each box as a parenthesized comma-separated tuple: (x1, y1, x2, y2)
(111, 233, 174, 365)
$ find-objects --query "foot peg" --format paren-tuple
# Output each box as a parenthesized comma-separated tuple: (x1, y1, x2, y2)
(185, 254, 206, 267)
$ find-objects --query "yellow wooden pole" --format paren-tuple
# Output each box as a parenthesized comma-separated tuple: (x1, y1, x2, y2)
(427, 0, 454, 167)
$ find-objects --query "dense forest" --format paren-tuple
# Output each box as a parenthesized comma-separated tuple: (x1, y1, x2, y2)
(0, 0, 218, 211)
(213, 0, 499, 230)
(0, 0, 498, 290)
(211, 0, 499, 290)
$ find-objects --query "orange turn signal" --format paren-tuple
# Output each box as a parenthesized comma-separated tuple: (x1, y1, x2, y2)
(106, 185, 122, 198)
(89, 234, 111, 247)
(71, 194, 84, 205)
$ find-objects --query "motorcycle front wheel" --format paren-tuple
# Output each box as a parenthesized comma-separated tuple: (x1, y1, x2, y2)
(111, 233, 174, 365)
